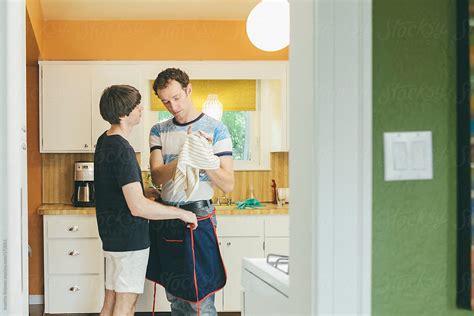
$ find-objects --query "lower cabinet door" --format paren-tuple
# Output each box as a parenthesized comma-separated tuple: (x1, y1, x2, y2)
(47, 275, 104, 313)
(214, 239, 225, 312)
(264, 237, 289, 257)
(221, 237, 264, 311)
(135, 280, 171, 312)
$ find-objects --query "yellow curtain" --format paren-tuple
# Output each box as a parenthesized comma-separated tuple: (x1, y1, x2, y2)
(150, 80, 256, 112)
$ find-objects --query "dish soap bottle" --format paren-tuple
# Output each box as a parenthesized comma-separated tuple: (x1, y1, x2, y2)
(249, 184, 255, 199)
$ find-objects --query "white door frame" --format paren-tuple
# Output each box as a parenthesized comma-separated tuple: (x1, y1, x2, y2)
(289, 0, 372, 314)
(1, 0, 29, 314)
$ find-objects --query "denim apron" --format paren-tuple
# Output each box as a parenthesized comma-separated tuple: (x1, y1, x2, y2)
(146, 210, 227, 305)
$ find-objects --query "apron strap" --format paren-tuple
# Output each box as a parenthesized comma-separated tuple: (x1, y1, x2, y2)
(189, 225, 202, 316)
(152, 282, 157, 316)
(196, 208, 216, 221)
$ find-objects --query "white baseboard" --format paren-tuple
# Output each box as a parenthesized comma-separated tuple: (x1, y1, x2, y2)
(29, 295, 44, 305)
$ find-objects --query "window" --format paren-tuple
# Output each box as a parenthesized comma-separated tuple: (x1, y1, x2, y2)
(142, 73, 286, 171)
(221, 111, 251, 161)
(157, 111, 173, 123)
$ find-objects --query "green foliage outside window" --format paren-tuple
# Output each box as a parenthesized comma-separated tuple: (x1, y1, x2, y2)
(156, 111, 251, 161)
(222, 111, 250, 161)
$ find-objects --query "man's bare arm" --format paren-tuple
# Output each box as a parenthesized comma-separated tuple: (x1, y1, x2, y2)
(149, 149, 177, 187)
(205, 156, 234, 194)
(122, 182, 197, 228)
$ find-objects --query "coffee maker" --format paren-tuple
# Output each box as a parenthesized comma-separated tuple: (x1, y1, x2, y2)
(72, 161, 95, 207)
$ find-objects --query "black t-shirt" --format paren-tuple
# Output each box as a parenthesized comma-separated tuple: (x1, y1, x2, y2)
(94, 132, 150, 252)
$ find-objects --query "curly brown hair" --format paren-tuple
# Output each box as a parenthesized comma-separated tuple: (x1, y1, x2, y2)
(152, 68, 190, 95)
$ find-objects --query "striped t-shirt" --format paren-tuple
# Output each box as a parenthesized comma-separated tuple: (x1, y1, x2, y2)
(149, 113, 233, 203)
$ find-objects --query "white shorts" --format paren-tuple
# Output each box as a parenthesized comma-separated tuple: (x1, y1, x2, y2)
(104, 247, 150, 294)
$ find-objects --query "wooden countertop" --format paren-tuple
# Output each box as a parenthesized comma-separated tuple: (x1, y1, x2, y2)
(38, 203, 289, 216)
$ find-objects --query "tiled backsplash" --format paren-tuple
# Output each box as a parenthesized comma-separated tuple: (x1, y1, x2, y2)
(42, 152, 288, 204)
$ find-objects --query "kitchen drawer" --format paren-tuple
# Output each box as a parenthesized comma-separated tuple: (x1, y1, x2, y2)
(264, 216, 289, 237)
(217, 216, 264, 237)
(47, 215, 99, 238)
(48, 239, 103, 274)
(47, 275, 104, 313)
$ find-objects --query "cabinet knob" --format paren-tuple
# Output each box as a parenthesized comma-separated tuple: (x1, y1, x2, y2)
(21, 143, 26, 150)
(218, 242, 221, 246)
(84, 144, 89, 148)
(69, 286, 80, 292)
(226, 242, 231, 246)
(93, 144, 96, 149)
(68, 250, 80, 256)
(68, 225, 79, 232)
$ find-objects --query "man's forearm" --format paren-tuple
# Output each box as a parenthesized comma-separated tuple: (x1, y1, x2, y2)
(206, 168, 234, 194)
(151, 160, 177, 187)
(134, 197, 185, 220)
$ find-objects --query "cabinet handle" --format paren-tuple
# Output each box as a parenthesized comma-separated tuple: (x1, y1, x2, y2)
(226, 242, 231, 246)
(68, 225, 79, 232)
(84, 144, 89, 148)
(69, 286, 80, 292)
(68, 250, 80, 256)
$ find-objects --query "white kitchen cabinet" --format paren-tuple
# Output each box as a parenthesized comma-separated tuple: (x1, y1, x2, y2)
(41, 65, 92, 152)
(216, 215, 266, 312)
(135, 280, 170, 312)
(264, 237, 289, 257)
(263, 79, 289, 152)
(264, 215, 290, 257)
(40, 63, 143, 153)
(219, 236, 264, 311)
(91, 66, 143, 150)
(43, 215, 104, 314)
(42, 213, 288, 313)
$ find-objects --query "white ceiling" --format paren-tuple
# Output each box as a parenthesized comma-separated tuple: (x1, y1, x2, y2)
(40, 0, 260, 21)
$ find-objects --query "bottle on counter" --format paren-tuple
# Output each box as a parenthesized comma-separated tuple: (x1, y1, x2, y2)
(271, 179, 278, 204)
(249, 184, 255, 199)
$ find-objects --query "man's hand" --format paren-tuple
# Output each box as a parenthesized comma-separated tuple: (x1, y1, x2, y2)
(178, 209, 198, 230)
(197, 130, 213, 144)
(188, 125, 213, 144)
(144, 187, 160, 201)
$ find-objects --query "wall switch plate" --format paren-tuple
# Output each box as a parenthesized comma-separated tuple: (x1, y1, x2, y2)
(383, 131, 433, 181)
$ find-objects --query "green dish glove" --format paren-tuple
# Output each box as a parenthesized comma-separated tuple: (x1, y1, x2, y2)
(236, 198, 264, 209)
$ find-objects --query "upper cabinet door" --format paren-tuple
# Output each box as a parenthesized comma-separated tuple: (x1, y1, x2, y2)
(41, 65, 92, 152)
(91, 66, 143, 152)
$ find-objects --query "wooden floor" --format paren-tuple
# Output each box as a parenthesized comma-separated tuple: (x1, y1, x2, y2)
(29, 305, 240, 316)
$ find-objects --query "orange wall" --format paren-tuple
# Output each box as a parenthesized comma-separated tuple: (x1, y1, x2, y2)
(42, 20, 288, 60)
(26, 10, 40, 65)
(27, 65, 43, 295)
(26, 0, 44, 55)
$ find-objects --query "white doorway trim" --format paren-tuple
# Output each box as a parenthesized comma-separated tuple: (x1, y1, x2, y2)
(289, 0, 372, 314)
(1, 0, 28, 314)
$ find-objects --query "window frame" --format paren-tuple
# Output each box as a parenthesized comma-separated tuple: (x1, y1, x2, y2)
(139, 61, 287, 171)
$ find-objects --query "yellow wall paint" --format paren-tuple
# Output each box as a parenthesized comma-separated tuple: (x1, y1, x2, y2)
(42, 20, 289, 60)
(26, 0, 44, 55)
(150, 80, 257, 111)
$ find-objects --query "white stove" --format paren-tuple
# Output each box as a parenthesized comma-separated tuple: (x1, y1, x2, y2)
(241, 255, 289, 315)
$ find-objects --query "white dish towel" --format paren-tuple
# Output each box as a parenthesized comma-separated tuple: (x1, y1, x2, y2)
(172, 133, 220, 201)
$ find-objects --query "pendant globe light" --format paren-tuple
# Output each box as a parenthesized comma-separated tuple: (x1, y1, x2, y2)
(246, 0, 290, 52)
(202, 94, 223, 121)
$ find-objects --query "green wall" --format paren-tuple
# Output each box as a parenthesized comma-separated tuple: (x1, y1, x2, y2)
(372, 0, 471, 315)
